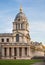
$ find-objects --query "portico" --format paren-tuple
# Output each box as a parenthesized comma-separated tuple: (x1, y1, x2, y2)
(2, 46, 30, 59)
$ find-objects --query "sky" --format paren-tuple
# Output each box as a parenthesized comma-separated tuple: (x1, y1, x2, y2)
(0, 0, 45, 45)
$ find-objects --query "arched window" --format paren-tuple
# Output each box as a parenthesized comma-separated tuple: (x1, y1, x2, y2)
(1, 38, 4, 42)
(16, 34, 19, 42)
(7, 38, 9, 42)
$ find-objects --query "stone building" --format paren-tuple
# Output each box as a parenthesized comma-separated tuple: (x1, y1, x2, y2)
(0, 6, 44, 59)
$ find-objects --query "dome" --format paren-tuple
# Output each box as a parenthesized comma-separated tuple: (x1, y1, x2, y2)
(14, 6, 27, 21)
(15, 12, 27, 20)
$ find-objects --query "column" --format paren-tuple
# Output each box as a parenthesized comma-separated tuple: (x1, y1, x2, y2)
(27, 47, 30, 57)
(0, 46, 2, 58)
(22, 47, 24, 57)
(7, 47, 9, 58)
(2, 48, 4, 57)
(12, 47, 14, 57)
(17, 47, 19, 57)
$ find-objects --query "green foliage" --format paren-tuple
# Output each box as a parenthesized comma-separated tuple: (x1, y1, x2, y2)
(0, 59, 42, 65)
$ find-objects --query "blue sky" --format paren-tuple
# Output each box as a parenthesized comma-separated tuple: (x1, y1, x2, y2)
(0, 0, 45, 45)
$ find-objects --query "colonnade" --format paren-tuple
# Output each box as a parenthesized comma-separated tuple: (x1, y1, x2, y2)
(2, 47, 30, 59)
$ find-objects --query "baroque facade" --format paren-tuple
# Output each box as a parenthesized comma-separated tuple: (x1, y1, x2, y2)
(0, 6, 44, 59)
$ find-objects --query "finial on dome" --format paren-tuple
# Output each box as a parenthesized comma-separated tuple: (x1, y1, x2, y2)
(20, 5, 23, 12)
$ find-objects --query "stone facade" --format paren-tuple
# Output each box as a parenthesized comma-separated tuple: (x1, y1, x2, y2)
(0, 6, 44, 59)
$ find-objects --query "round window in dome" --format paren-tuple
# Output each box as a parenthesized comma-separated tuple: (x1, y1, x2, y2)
(18, 19, 20, 21)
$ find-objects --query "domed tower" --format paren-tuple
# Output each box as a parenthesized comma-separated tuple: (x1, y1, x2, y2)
(13, 6, 31, 43)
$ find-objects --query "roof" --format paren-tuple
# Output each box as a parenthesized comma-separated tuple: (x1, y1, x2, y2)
(0, 33, 12, 37)
(14, 6, 27, 21)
